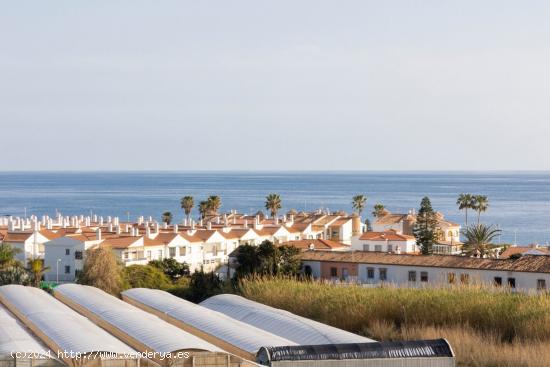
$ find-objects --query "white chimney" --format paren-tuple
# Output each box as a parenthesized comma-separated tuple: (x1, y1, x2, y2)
(116, 225, 121, 235)
(96, 228, 102, 241)
(207, 221, 212, 230)
(191, 220, 196, 230)
(163, 222, 168, 230)
(99, 216, 104, 225)
(107, 216, 112, 223)
(108, 223, 113, 232)
(93, 214, 98, 223)
(146, 226, 151, 239)
(154, 222, 160, 233)
(244, 219, 248, 228)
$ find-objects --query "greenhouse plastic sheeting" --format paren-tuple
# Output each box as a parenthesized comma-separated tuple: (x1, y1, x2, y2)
(200, 294, 374, 345)
(123, 288, 297, 354)
(55, 284, 222, 353)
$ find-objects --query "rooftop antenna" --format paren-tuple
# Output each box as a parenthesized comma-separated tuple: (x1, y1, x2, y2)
(514, 229, 517, 246)
(24, 207, 27, 219)
(126, 211, 130, 223)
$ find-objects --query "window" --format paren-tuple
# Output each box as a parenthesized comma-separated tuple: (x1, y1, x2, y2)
(460, 273, 470, 284)
(157, 250, 163, 259)
(494, 277, 502, 287)
(374, 245, 382, 252)
(379, 268, 387, 281)
(507, 278, 516, 288)
(65, 249, 70, 256)
(304, 265, 312, 276)
(408, 271, 416, 282)
(330, 267, 338, 277)
(342, 268, 349, 280)
(537, 279, 546, 290)
(367, 267, 375, 279)
(447, 273, 456, 284)
(123, 252, 128, 259)
(169, 247, 176, 258)
(420, 271, 428, 282)
(74, 251, 83, 260)
(363, 244, 370, 252)
(387, 244, 393, 253)
(64, 265, 70, 274)
(146, 250, 152, 260)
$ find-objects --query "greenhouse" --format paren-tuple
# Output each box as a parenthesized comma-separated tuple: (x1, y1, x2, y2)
(122, 288, 296, 361)
(256, 339, 455, 367)
(55, 285, 257, 367)
(0, 303, 63, 367)
(0, 285, 141, 367)
(200, 294, 374, 345)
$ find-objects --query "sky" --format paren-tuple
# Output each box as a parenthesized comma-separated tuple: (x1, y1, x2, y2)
(1, 1, 550, 171)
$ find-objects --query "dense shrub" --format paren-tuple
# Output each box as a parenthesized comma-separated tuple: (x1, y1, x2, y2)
(123, 265, 172, 290)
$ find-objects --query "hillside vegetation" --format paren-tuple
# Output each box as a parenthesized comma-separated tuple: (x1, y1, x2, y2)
(239, 278, 550, 367)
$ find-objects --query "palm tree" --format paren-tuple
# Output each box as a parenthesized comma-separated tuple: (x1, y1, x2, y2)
(198, 201, 209, 219)
(352, 195, 367, 216)
(265, 193, 282, 218)
(26, 258, 50, 288)
(161, 211, 173, 225)
(462, 224, 501, 256)
(473, 195, 489, 224)
(180, 196, 194, 221)
(372, 203, 385, 218)
(456, 193, 475, 226)
(206, 195, 222, 215)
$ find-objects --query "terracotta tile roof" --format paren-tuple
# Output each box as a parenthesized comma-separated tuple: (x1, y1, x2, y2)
(359, 231, 415, 241)
(282, 239, 350, 251)
(154, 233, 179, 244)
(3, 232, 33, 242)
(329, 218, 351, 227)
(299, 251, 550, 274)
(143, 237, 164, 246)
(101, 236, 141, 249)
(500, 246, 550, 259)
(39, 229, 62, 240)
(374, 214, 408, 225)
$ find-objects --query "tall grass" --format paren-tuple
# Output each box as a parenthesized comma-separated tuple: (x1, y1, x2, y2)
(239, 278, 550, 366)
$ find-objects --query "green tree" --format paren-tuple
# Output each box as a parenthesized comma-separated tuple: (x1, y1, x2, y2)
(0, 243, 26, 285)
(278, 245, 301, 275)
(265, 193, 282, 218)
(462, 224, 501, 256)
(0, 242, 21, 270)
(78, 247, 125, 295)
(148, 258, 189, 281)
(198, 201, 209, 219)
(26, 258, 50, 288)
(473, 195, 489, 224)
(207, 195, 222, 215)
(123, 265, 172, 289)
(372, 203, 386, 218)
(180, 196, 194, 221)
(352, 195, 367, 216)
(179, 269, 223, 303)
(235, 244, 261, 278)
(161, 211, 173, 225)
(456, 193, 475, 226)
(235, 240, 300, 278)
(413, 197, 438, 255)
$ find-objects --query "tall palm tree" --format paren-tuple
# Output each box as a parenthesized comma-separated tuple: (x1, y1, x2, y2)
(198, 201, 209, 219)
(372, 203, 385, 218)
(265, 193, 282, 218)
(473, 195, 489, 224)
(456, 193, 475, 226)
(180, 196, 194, 221)
(161, 211, 173, 225)
(207, 195, 222, 215)
(352, 195, 367, 216)
(462, 224, 501, 256)
(26, 258, 50, 288)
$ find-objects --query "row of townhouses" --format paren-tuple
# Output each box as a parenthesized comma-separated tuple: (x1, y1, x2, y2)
(0, 210, 364, 282)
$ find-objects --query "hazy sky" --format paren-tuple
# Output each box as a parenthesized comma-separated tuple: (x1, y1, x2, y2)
(1, 1, 550, 171)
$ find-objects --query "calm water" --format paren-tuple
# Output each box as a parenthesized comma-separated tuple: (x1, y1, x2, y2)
(0, 171, 549, 245)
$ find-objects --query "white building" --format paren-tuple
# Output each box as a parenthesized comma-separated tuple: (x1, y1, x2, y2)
(300, 251, 550, 292)
(351, 230, 418, 254)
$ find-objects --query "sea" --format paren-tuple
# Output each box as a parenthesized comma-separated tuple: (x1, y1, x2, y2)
(0, 171, 549, 245)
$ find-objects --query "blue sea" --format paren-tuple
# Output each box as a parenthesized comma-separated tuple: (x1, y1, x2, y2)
(0, 171, 549, 245)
